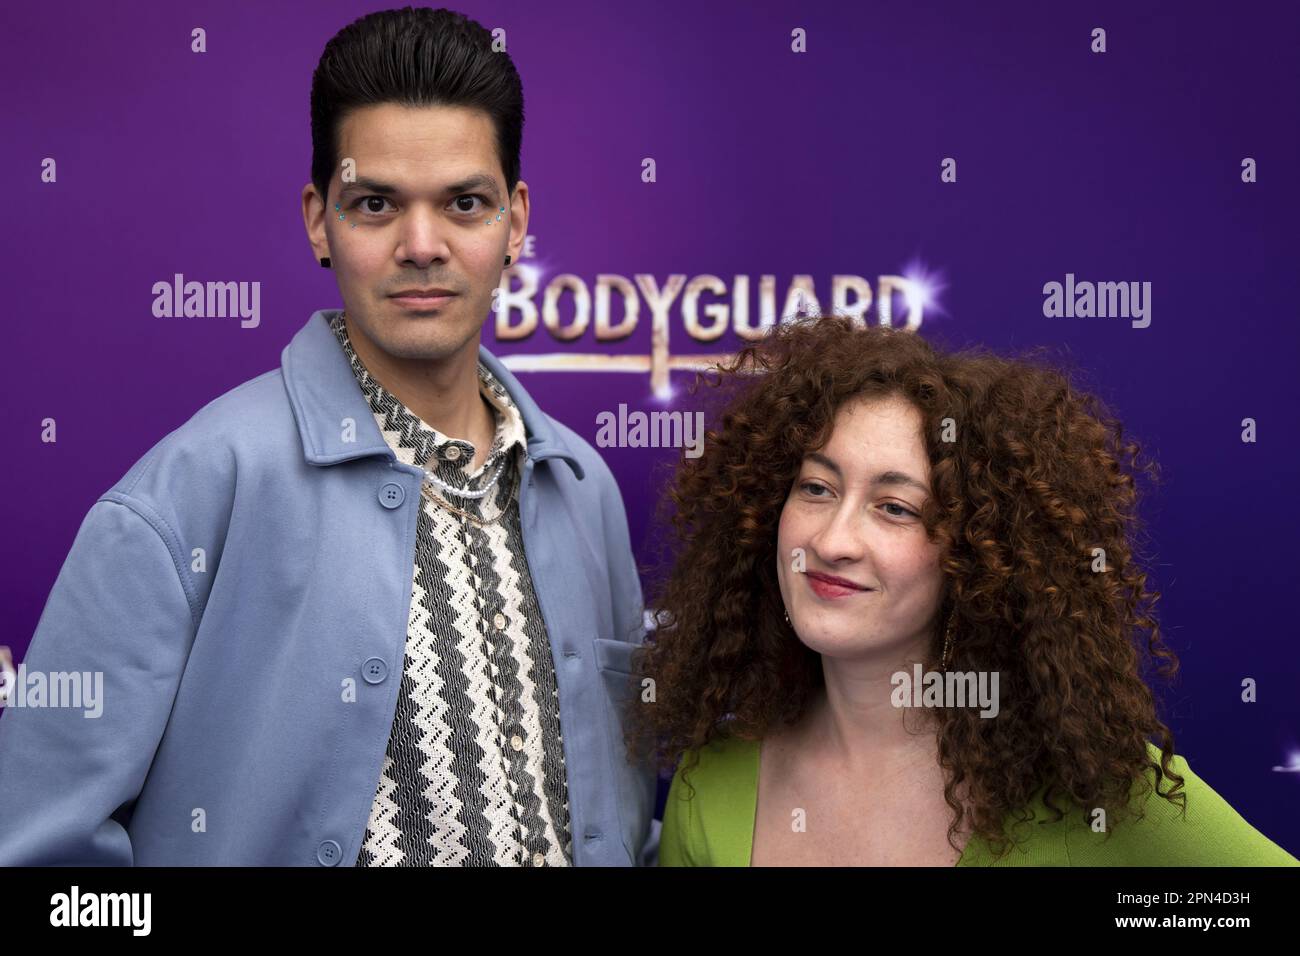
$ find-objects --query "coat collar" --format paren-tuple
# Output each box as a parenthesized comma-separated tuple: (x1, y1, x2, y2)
(281, 309, 584, 479)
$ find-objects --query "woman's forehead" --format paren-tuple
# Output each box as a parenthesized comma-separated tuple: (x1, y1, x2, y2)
(807, 397, 931, 485)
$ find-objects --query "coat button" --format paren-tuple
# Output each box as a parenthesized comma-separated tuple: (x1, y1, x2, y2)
(317, 840, 342, 866)
(362, 657, 388, 684)
(510, 734, 524, 751)
(493, 612, 507, 630)
(444, 445, 462, 461)
(532, 851, 545, 866)
(378, 482, 405, 509)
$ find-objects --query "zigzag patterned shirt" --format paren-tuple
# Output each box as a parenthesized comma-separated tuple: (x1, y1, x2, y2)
(330, 312, 572, 867)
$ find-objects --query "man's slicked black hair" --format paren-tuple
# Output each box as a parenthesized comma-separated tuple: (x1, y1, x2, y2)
(310, 6, 524, 206)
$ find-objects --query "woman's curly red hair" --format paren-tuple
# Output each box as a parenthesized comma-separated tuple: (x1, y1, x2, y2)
(625, 314, 1185, 857)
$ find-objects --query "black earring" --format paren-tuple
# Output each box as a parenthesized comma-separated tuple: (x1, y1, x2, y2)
(319, 257, 331, 268)
(504, 255, 512, 266)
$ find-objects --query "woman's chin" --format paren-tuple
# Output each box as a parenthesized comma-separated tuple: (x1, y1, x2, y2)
(790, 625, 876, 658)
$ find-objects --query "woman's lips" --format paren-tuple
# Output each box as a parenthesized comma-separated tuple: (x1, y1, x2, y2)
(805, 572, 873, 600)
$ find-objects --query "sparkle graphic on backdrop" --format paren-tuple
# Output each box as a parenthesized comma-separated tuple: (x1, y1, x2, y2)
(492, 260, 948, 397)
(1273, 748, 1300, 773)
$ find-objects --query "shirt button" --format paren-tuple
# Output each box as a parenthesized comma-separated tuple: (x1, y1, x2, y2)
(493, 612, 506, 630)
(377, 482, 405, 509)
(532, 851, 545, 866)
(361, 657, 388, 684)
(444, 445, 462, 461)
(511, 734, 524, 751)
(317, 840, 342, 866)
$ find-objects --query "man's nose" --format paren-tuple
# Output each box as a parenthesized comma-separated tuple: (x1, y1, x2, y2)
(395, 206, 452, 267)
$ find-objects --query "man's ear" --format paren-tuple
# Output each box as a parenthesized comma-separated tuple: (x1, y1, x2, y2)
(302, 182, 331, 262)
(506, 179, 530, 264)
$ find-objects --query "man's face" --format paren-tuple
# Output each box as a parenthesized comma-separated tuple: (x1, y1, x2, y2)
(302, 102, 528, 363)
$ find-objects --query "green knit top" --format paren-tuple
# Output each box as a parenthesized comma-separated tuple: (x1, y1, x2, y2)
(658, 733, 1299, 866)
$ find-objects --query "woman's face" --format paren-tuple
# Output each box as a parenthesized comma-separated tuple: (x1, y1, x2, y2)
(776, 393, 945, 663)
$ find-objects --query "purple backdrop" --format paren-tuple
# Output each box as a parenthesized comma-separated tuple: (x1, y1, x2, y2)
(3, 0, 1297, 856)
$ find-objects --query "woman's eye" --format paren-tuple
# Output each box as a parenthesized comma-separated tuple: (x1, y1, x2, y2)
(882, 502, 918, 518)
(800, 480, 830, 497)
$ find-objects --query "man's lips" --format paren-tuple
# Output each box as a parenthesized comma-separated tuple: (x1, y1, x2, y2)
(389, 290, 458, 309)
(804, 570, 874, 599)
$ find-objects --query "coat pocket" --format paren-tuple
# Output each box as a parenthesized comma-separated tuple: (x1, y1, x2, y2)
(592, 637, 653, 863)
(594, 635, 638, 677)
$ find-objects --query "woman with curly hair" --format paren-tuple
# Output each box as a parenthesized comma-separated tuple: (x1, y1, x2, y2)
(625, 315, 1297, 866)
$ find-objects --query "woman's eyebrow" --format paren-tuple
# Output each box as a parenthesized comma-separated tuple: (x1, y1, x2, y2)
(805, 452, 928, 493)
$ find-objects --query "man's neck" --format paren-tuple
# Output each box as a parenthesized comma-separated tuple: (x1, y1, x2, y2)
(343, 313, 497, 471)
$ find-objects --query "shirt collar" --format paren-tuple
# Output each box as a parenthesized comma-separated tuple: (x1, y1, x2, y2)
(327, 311, 526, 474)
(278, 309, 584, 480)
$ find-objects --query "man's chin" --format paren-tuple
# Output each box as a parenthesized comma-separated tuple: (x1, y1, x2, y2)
(382, 335, 476, 363)
(368, 312, 480, 362)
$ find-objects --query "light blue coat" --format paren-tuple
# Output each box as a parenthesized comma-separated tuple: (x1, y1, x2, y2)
(0, 309, 660, 866)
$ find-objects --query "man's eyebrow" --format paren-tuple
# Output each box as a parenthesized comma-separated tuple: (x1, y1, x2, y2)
(444, 173, 502, 199)
(805, 452, 929, 494)
(337, 174, 501, 200)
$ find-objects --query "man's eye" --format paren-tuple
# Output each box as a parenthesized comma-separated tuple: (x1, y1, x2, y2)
(355, 196, 394, 215)
(350, 195, 492, 216)
(454, 194, 489, 214)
